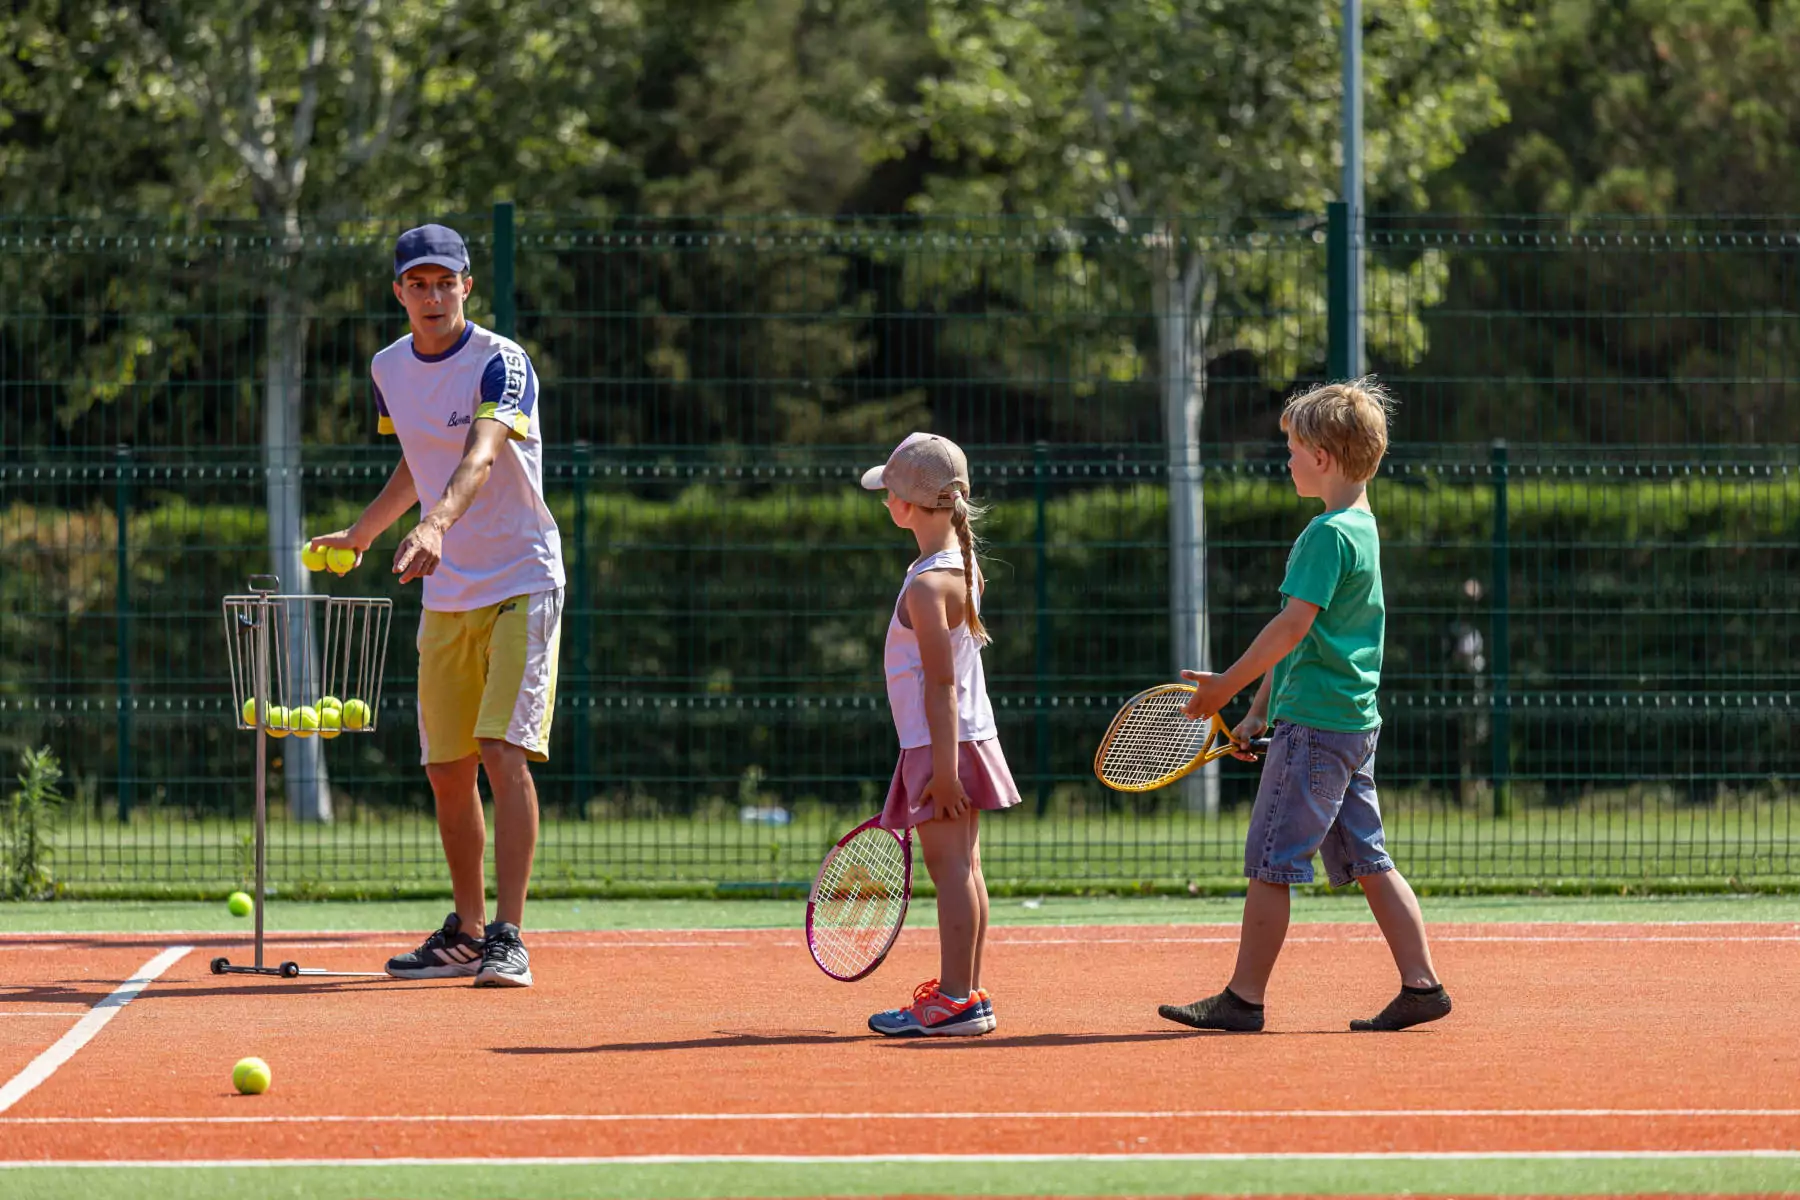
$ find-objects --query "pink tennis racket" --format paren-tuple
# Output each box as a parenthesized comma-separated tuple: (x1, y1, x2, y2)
(806, 817, 912, 982)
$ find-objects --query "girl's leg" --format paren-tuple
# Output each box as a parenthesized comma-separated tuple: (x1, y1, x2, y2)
(967, 811, 990, 992)
(915, 813, 979, 999)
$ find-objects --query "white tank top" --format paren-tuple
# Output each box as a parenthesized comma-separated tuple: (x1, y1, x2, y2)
(883, 549, 998, 749)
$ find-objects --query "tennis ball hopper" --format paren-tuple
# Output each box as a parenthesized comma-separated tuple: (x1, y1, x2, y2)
(215, 576, 393, 979)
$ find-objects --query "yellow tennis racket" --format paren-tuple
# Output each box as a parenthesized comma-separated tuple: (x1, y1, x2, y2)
(1093, 683, 1269, 792)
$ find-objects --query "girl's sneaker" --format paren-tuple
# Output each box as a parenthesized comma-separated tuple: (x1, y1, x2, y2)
(868, 979, 992, 1037)
(972, 987, 997, 1033)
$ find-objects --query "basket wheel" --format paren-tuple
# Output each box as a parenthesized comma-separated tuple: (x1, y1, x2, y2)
(209, 957, 229, 975)
(278, 961, 301, 979)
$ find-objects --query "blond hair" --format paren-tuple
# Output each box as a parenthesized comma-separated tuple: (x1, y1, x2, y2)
(1280, 377, 1396, 483)
(949, 492, 991, 645)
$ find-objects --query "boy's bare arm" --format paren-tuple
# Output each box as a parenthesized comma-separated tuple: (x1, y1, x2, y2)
(1181, 600, 1320, 719)
(309, 457, 419, 562)
(394, 419, 512, 583)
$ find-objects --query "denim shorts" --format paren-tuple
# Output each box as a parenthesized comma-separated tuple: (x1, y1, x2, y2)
(1244, 721, 1394, 888)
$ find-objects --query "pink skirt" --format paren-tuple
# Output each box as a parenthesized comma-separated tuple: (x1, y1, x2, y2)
(879, 739, 1023, 831)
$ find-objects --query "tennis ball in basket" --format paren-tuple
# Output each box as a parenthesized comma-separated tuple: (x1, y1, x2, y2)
(240, 698, 260, 726)
(341, 699, 370, 730)
(325, 546, 357, 576)
(291, 705, 320, 738)
(227, 891, 253, 917)
(317, 706, 342, 739)
(232, 1057, 272, 1095)
(265, 706, 290, 738)
(318, 695, 343, 713)
(300, 541, 328, 572)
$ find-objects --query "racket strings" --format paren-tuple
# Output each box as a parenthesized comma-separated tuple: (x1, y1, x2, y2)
(809, 828, 907, 978)
(1097, 692, 1217, 788)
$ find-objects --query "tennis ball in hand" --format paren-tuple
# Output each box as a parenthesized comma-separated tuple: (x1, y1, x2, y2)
(325, 547, 357, 576)
(291, 705, 320, 738)
(232, 1057, 272, 1095)
(300, 541, 328, 572)
(317, 706, 342, 739)
(227, 891, 253, 917)
(266, 706, 290, 738)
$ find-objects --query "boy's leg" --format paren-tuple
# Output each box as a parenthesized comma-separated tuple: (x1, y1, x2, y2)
(915, 814, 979, 1000)
(1359, 867, 1439, 989)
(426, 755, 488, 934)
(1226, 879, 1291, 1004)
(480, 738, 539, 929)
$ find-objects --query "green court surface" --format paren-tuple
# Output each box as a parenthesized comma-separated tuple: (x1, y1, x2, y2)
(4, 1154, 1797, 1200)
(1, 891, 1796, 933)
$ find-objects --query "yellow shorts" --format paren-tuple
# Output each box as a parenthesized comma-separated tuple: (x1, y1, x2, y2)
(416, 588, 563, 765)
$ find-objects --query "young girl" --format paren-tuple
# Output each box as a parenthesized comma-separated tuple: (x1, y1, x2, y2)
(860, 432, 1022, 1037)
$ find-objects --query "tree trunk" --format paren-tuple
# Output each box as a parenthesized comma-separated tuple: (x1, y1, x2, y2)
(1154, 238, 1218, 815)
(264, 214, 332, 822)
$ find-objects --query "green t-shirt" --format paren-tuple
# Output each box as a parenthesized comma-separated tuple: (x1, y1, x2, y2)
(1268, 508, 1384, 732)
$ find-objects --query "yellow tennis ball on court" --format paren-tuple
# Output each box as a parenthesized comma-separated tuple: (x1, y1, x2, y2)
(325, 547, 357, 576)
(300, 541, 328, 572)
(341, 699, 370, 730)
(232, 1057, 272, 1095)
(266, 706, 290, 738)
(317, 706, 342, 739)
(227, 891, 253, 917)
(292, 705, 320, 738)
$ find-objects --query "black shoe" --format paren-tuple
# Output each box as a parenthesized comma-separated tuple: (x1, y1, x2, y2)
(385, 912, 483, 979)
(1158, 987, 1265, 1032)
(474, 921, 533, 988)
(1351, 985, 1452, 1031)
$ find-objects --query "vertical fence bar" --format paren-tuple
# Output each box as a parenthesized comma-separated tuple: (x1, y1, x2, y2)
(1033, 441, 1050, 816)
(1327, 202, 1351, 380)
(569, 441, 592, 810)
(114, 443, 133, 822)
(1490, 438, 1512, 817)
(492, 201, 517, 340)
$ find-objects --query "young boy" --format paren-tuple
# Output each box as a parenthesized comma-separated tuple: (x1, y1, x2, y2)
(309, 224, 564, 988)
(1159, 378, 1450, 1033)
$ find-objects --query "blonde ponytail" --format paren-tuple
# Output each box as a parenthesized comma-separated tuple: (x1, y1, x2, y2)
(951, 492, 991, 645)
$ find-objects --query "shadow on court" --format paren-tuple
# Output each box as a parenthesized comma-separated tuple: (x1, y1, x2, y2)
(496, 1030, 860, 1054)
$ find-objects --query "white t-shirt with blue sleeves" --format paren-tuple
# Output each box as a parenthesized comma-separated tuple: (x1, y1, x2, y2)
(370, 321, 565, 612)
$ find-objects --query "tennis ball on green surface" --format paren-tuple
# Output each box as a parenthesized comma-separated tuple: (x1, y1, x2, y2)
(341, 699, 370, 730)
(232, 1057, 272, 1095)
(325, 546, 357, 576)
(318, 695, 343, 713)
(227, 891, 253, 917)
(317, 706, 342, 739)
(266, 706, 290, 738)
(291, 705, 320, 738)
(300, 541, 328, 572)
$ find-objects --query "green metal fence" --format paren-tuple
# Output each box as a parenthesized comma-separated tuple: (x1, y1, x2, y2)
(1, 210, 1795, 896)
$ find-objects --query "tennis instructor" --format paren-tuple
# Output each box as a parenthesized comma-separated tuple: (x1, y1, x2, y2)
(311, 223, 564, 988)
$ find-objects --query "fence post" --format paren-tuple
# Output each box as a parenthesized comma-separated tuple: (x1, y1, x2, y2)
(570, 441, 591, 811)
(1327, 202, 1351, 380)
(1489, 439, 1512, 817)
(114, 443, 133, 822)
(1033, 442, 1050, 816)
(492, 201, 517, 339)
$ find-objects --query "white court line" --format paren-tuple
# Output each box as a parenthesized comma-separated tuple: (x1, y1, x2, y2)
(2, 1149, 1797, 1168)
(0, 946, 189, 1116)
(4, 1106, 1799, 1126)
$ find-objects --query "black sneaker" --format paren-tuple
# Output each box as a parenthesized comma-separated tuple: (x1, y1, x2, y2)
(473, 921, 533, 988)
(385, 912, 484, 979)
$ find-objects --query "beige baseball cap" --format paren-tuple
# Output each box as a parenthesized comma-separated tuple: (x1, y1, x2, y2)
(860, 432, 970, 509)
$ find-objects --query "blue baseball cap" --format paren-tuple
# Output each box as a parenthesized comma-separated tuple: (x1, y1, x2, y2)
(393, 224, 469, 278)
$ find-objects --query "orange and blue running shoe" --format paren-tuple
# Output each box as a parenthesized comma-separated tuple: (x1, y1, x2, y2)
(868, 979, 993, 1037)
